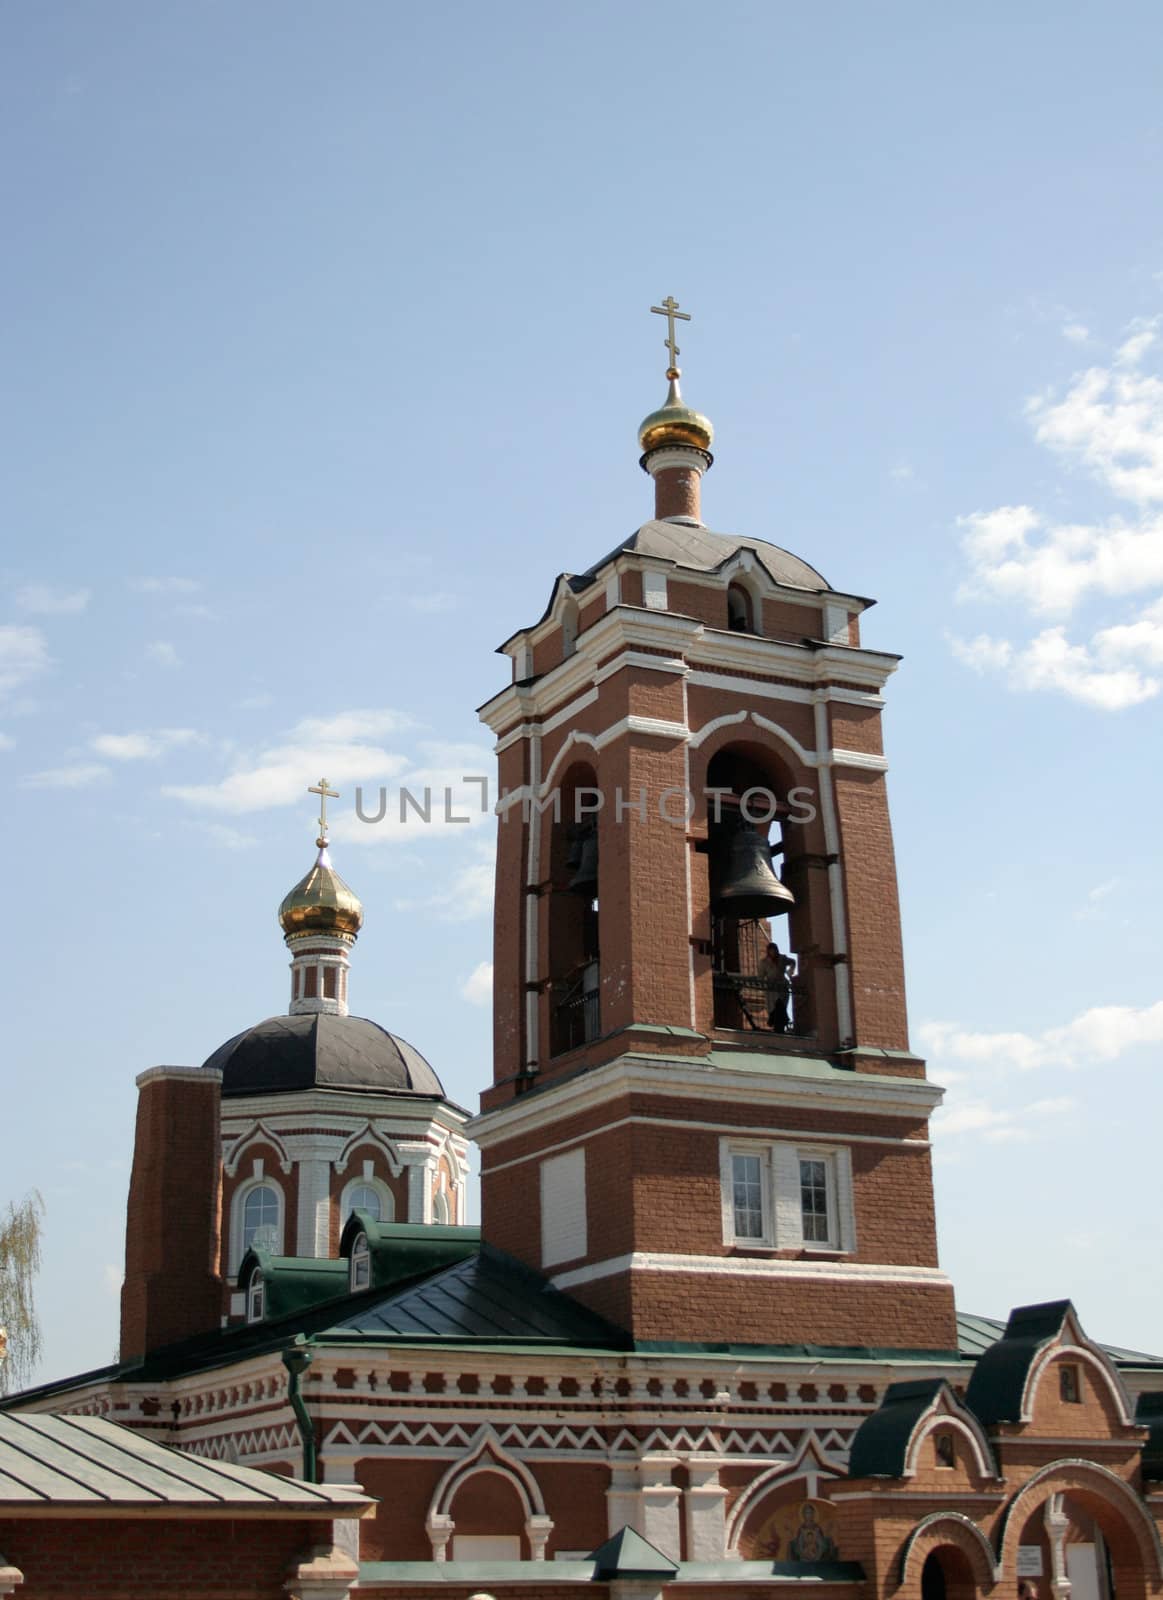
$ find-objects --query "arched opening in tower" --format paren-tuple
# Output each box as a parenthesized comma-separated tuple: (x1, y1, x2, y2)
(547, 762, 601, 1057)
(706, 746, 806, 1037)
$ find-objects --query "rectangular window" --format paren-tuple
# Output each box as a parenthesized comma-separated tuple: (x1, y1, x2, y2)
(1060, 1363, 1082, 1403)
(323, 966, 337, 999)
(304, 965, 318, 999)
(732, 1153, 766, 1240)
(800, 1157, 832, 1244)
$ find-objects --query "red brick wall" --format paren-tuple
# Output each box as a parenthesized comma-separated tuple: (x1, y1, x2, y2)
(0, 1515, 317, 1598)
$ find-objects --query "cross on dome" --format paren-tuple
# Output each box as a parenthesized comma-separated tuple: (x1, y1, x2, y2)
(307, 777, 339, 845)
(650, 294, 692, 378)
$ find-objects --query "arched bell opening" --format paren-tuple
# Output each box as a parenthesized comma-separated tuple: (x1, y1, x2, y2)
(705, 745, 811, 1039)
(547, 762, 601, 1058)
(920, 1546, 976, 1600)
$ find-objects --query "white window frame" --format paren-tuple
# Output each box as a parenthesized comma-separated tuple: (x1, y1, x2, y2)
(247, 1270, 265, 1323)
(231, 1177, 285, 1274)
(720, 1144, 774, 1246)
(350, 1230, 371, 1292)
(796, 1147, 840, 1250)
(721, 1139, 855, 1254)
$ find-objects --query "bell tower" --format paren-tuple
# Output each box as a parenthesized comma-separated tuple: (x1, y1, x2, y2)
(471, 301, 957, 1356)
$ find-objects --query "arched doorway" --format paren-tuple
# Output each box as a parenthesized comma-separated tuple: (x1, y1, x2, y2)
(920, 1545, 976, 1600)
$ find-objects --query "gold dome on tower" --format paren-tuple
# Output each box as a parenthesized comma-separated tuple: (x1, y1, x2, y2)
(638, 372, 715, 457)
(278, 843, 364, 938)
(278, 778, 364, 939)
(638, 295, 713, 459)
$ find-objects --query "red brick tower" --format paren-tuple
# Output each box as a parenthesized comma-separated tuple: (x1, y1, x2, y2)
(472, 299, 957, 1355)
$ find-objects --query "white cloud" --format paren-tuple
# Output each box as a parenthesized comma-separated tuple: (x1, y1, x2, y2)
(129, 577, 200, 594)
(15, 584, 90, 615)
(0, 733, 13, 751)
(163, 710, 415, 815)
(0, 625, 49, 697)
(889, 463, 915, 482)
(237, 692, 273, 711)
(950, 626, 1159, 709)
(409, 592, 458, 614)
(919, 997, 1163, 1075)
(22, 763, 111, 789)
(933, 1094, 1075, 1143)
(957, 507, 1163, 616)
(461, 961, 494, 1005)
(145, 641, 180, 668)
(1062, 323, 1090, 344)
(198, 821, 258, 851)
(952, 321, 1163, 706)
(91, 728, 203, 761)
(394, 843, 496, 918)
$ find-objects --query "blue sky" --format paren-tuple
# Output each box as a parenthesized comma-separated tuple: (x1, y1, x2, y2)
(3, 2, 1163, 1382)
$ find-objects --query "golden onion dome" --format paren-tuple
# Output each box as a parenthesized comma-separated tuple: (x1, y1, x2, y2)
(638, 372, 714, 456)
(278, 840, 364, 939)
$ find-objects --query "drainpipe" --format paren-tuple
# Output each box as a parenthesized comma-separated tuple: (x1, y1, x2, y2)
(282, 1340, 317, 1483)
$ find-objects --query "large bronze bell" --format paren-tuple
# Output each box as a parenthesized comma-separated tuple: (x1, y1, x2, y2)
(711, 818, 795, 919)
(567, 822, 599, 897)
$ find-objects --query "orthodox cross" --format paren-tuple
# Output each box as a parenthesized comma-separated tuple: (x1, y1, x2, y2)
(308, 777, 339, 840)
(650, 295, 691, 373)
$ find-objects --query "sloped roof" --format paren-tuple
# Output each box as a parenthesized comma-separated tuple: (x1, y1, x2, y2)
(324, 1247, 625, 1347)
(584, 520, 831, 593)
(590, 1525, 678, 1578)
(0, 1411, 368, 1515)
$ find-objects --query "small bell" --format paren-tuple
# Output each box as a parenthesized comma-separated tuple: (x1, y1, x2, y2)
(567, 822, 599, 897)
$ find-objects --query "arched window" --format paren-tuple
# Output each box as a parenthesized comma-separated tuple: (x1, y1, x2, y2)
(727, 582, 755, 633)
(340, 1177, 394, 1227)
(705, 746, 803, 1037)
(242, 1184, 280, 1254)
(548, 763, 601, 1057)
(343, 1183, 382, 1223)
(247, 1270, 265, 1324)
(350, 1231, 371, 1291)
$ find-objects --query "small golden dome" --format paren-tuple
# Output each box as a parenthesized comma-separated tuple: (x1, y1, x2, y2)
(638, 372, 714, 456)
(278, 840, 364, 939)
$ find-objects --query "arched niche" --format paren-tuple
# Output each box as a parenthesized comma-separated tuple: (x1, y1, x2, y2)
(701, 740, 822, 1040)
(545, 760, 601, 1058)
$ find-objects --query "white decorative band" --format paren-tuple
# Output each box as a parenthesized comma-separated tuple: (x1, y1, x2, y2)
(645, 447, 709, 476)
(550, 1251, 951, 1292)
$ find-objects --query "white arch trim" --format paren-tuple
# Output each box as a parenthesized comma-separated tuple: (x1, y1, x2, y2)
(338, 1174, 395, 1225)
(539, 729, 599, 798)
(1021, 1320, 1134, 1426)
(748, 711, 818, 771)
(903, 1394, 997, 1482)
(724, 1436, 845, 1554)
(996, 1457, 1163, 1580)
(334, 1122, 404, 1178)
(223, 1120, 292, 1178)
(898, 1512, 1001, 1590)
(430, 1426, 547, 1521)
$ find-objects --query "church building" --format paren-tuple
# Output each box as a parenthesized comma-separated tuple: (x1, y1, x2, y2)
(7, 301, 1163, 1600)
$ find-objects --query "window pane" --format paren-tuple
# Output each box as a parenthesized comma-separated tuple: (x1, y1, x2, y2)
(243, 1185, 279, 1252)
(344, 1184, 382, 1223)
(732, 1154, 765, 1239)
(799, 1159, 830, 1244)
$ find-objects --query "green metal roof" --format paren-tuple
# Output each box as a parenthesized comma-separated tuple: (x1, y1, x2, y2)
(338, 1213, 481, 1291)
(356, 1558, 866, 1585)
(325, 1245, 626, 1347)
(590, 1525, 677, 1579)
(238, 1249, 349, 1320)
(0, 1412, 369, 1514)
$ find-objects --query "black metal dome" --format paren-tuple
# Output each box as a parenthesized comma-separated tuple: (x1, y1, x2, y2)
(203, 1013, 446, 1099)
